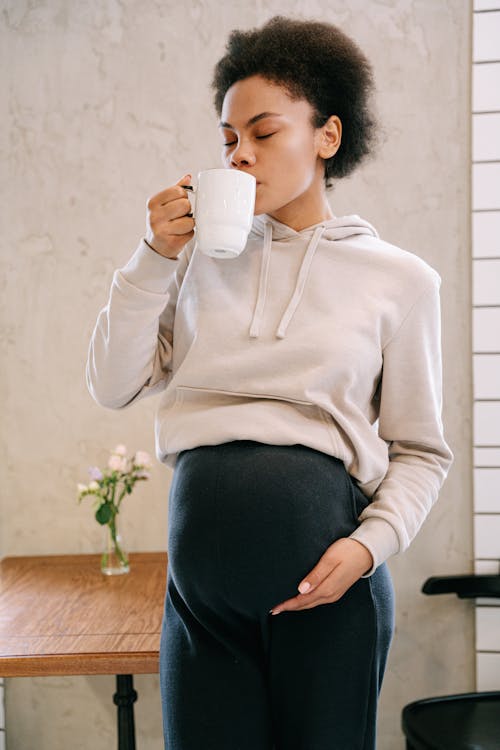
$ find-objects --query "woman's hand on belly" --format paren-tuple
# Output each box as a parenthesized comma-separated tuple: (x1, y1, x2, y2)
(269, 538, 374, 615)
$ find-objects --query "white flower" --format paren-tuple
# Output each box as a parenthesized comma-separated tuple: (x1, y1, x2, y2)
(134, 450, 152, 468)
(108, 454, 128, 472)
(112, 444, 127, 456)
(77, 483, 88, 494)
(88, 481, 100, 490)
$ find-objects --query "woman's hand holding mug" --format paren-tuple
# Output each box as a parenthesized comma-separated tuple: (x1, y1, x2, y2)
(145, 169, 256, 261)
(144, 173, 194, 259)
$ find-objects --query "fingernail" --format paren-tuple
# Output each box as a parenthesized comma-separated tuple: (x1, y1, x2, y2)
(298, 581, 311, 594)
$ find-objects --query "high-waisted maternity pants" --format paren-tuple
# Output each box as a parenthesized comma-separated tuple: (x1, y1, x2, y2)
(159, 440, 395, 750)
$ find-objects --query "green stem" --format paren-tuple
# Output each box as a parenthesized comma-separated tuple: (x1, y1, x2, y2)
(116, 481, 130, 511)
(110, 478, 117, 507)
(106, 516, 128, 567)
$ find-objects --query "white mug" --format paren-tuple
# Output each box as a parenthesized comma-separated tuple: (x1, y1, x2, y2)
(182, 169, 256, 259)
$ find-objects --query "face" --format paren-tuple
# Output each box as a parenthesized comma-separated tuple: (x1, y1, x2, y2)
(219, 74, 341, 226)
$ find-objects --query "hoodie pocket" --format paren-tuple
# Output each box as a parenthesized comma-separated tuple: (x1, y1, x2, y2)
(174, 386, 354, 461)
(314, 407, 351, 464)
(175, 384, 316, 406)
(166, 385, 353, 471)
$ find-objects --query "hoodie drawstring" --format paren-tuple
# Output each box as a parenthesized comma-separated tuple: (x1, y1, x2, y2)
(249, 220, 326, 340)
(275, 224, 326, 339)
(249, 221, 273, 339)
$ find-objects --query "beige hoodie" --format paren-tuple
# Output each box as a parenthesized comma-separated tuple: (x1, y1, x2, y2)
(86, 212, 454, 577)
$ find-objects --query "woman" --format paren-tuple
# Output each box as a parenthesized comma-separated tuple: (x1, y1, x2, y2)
(86, 15, 454, 750)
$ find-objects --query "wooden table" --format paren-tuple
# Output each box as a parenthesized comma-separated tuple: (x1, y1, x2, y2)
(0, 552, 168, 749)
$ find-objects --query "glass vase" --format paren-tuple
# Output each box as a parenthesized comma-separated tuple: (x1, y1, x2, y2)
(101, 516, 130, 575)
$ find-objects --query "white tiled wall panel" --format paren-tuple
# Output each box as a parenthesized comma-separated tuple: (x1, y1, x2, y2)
(474, 447, 500, 466)
(474, 559, 500, 574)
(473, 62, 500, 111)
(476, 607, 500, 651)
(474, 402, 500, 444)
(473, 259, 500, 305)
(474, 515, 500, 558)
(475, 0, 500, 10)
(473, 164, 500, 210)
(473, 308, 500, 350)
(473, 211, 500, 257)
(473, 11, 500, 61)
(474, 468, 500, 511)
(473, 113, 500, 161)
(472, 0, 500, 696)
(476, 652, 500, 690)
(473, 354, 500, 398)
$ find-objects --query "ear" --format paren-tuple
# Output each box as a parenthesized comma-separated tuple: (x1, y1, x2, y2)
(317, 115, 342, 159)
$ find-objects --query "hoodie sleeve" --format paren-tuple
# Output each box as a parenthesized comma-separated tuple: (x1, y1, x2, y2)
(86, 238, 192, 409)
(348, 273, 454, 576)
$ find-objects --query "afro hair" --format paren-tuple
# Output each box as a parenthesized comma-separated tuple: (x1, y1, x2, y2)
(210, 15, 380, 189)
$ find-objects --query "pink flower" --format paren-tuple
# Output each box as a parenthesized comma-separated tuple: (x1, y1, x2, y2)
(112, 444, 127, 456)
(134, 450, 152, 468)
(108, 454, 128, 472)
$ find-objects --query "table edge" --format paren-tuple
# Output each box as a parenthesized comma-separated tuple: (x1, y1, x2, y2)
(0, 652, 159, 677)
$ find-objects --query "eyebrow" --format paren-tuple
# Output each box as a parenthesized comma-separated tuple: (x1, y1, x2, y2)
(218, 111, 283, 130)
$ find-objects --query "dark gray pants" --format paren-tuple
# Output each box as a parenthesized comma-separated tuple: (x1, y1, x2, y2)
(159, 440, 395, 749)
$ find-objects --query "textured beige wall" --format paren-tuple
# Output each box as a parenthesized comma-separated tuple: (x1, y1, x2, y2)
(1, 1, 472, 748)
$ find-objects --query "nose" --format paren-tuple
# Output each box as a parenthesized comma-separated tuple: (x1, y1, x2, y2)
(230, 140, 256, 168)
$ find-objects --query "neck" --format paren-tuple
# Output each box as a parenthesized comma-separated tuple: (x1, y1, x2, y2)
(267, 184, 334, 232)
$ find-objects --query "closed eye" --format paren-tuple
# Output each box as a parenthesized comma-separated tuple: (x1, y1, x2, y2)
(223, 133, 275, 146)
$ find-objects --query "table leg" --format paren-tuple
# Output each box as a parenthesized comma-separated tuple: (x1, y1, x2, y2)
(113, 674, 138, 750)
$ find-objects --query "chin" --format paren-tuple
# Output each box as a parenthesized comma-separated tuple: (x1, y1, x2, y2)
(253, 196, 271, 216)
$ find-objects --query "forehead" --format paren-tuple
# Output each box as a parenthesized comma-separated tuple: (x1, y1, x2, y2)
(221, 75, 311, 124)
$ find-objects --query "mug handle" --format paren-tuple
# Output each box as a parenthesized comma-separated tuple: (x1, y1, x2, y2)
(180, 184, 196, 218)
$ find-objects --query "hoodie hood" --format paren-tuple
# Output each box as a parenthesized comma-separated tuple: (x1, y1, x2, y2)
(247, 213, 380, 339)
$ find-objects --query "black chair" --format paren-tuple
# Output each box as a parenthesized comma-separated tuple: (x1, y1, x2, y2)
(401, 574, 500, 750)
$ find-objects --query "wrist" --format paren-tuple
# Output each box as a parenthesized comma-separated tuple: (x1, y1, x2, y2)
(348, 538, 374, 574)
(143, 237, 178, 261)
